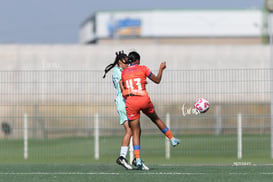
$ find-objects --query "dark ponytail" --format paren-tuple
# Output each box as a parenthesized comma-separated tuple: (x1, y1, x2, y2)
(103, 51, 127, 78)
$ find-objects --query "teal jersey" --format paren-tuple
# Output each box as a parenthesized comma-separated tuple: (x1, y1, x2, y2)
(112, 66, 127, 124)
(112, 66, 123, 97)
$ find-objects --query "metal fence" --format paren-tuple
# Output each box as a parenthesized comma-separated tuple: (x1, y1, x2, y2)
(0, 69, 272, 162)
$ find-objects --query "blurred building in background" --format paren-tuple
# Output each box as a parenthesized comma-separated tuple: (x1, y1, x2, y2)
(79, 9, 267, 44)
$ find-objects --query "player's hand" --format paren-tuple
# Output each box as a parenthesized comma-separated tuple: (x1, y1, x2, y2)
(160, 62, 166, 70)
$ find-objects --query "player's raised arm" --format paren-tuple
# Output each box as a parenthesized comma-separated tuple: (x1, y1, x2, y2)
(149, 61, 166, 84)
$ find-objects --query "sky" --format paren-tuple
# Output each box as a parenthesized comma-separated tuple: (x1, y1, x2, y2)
(0, 0, 265, 44)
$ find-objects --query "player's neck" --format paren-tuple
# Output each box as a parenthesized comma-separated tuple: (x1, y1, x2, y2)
(129, 63, 138, 66)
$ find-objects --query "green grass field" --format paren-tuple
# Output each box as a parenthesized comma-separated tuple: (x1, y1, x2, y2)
(0, 163, 273, 182)
(0, 134, 272, 164)
(1, 134, 273, 181)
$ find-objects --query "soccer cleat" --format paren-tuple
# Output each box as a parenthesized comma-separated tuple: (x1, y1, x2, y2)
(170, 137, 180, 147)
(132, 158, 149, 170)
(136, 158, 144, 170)
(116, 156, 133, 170)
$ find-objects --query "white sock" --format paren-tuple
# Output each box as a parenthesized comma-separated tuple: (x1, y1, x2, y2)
(120, 146, 128, 158)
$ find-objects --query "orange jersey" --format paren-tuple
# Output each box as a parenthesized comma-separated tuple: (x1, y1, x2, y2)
(121, 64, 152, 96)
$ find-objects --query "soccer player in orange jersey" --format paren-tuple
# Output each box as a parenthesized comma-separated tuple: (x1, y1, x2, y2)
(120, 51, 180, 170)
(103, 51, 149, 170)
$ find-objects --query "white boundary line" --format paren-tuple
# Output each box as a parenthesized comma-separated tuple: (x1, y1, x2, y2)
(159, 163, 273, 167)
(0, 172, 204, 175)
(0, 172, 272, 175)
(0, 172, 120, 175)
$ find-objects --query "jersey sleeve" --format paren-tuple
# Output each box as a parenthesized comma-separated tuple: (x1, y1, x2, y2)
(143, 65, 153, 78)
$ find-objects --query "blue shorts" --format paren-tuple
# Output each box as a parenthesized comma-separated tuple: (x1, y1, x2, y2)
(115, 96, 128, 125)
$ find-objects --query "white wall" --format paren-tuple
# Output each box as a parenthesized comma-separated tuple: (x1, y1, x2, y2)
(0, 44, 269, 71)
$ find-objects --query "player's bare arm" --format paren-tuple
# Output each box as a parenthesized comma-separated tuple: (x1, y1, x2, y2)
(149, 61, 166, 84)
(119, 80, 124, 92)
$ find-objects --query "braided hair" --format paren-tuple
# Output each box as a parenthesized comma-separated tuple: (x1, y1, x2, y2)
(102, 51, 127, 78)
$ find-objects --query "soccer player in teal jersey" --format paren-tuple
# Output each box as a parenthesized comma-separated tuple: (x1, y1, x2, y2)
(103, 51, 133, 170)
